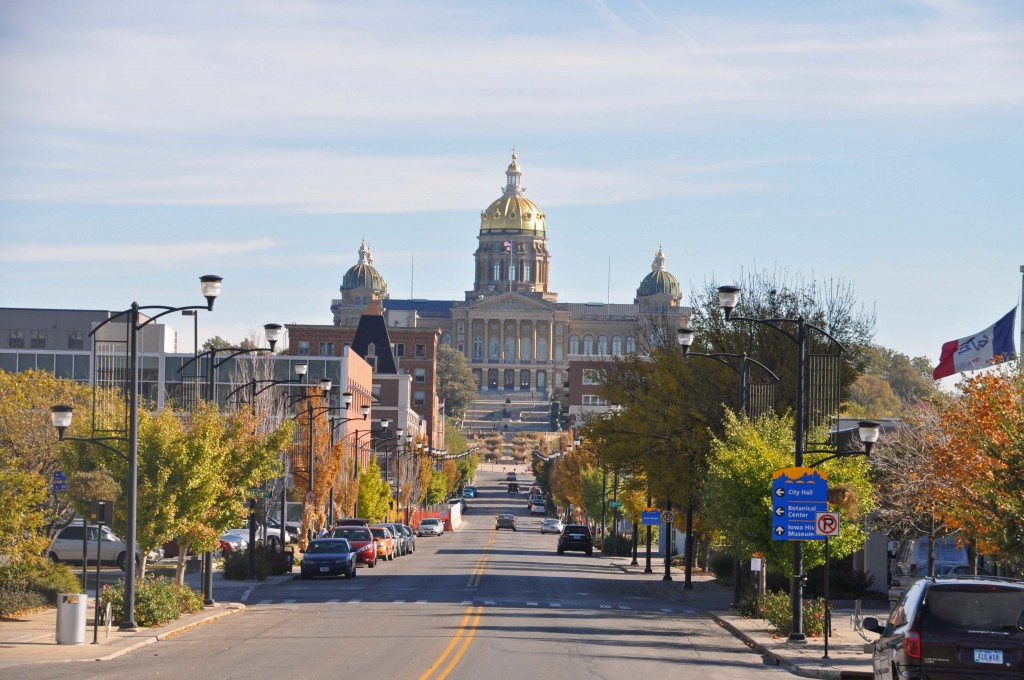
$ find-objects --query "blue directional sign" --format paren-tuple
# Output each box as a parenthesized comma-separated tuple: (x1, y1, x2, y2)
(52, 482, 68, 492)
(641, 508, 661, 526)
(771, 467, 828, 541)
(52, 470, 67, 482)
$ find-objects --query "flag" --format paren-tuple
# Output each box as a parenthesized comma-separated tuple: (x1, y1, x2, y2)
(933, 308, 1017, 379)
(502, 241, 511, 252)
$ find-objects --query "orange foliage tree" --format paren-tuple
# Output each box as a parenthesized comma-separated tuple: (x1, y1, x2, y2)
(933, 365, 1024, 566)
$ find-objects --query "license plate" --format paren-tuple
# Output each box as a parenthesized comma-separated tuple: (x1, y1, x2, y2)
(319, 566, 329, 572)
(974, 649, 1003, 664)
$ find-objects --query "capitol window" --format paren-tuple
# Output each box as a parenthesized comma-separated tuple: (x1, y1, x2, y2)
(582, 335, 594, 355)
(597, 336, 608, 356)
(492, 262, 500, 280)
(523, 262, 531, 281)
(626, 336, 636, 354)
(612, 336, 622, 355)
(568, 335, 580, 355)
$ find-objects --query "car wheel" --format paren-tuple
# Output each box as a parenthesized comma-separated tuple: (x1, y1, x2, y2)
(300, 572, 310, 580)
(116, 552, 128, 572)
(48, 552, 60, 563)
(368, 558, 375, 568)
(557, 548, 564, 555)
(350, 563, 357, 578)
(586, 548, 593, 556)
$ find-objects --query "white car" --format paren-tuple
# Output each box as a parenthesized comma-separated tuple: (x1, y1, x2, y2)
(417, 518, 444, 536)
(47, 522, 141, 571)
(541, 518, 564, 534)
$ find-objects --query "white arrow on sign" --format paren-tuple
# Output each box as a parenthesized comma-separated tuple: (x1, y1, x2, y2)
(774, 487, 785, 498)
(774, 506, 785, 517)
(774, 526, 785, 536)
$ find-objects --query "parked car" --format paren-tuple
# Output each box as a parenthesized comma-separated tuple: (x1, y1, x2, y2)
(329, 526, 377, 568)
(462, 486, 477, 498)
(448, 497, 467, 513)
(369, 525, 396, 560)
(335, 518, 371, 528)
(864, 576, 1024, 680)
(888, 564, 993, 602)
(417, 518, 444, 536)
(47, 522, 141, 571)
(495, 514, 517, 531)
(401, 525, 416, 553)
(218, 531, 247, 554)
(558, 524, 593, 556)
(300, 538, 357, 580)
(541, 518, 564, 534)
(265, 516, 298, 545)
(507, 483, 520, 494)
(384, 523, 409, 556)
(891, 535, 969, 576)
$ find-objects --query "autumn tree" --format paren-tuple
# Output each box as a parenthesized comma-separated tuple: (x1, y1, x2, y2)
(933, 365, 1024, 567)
(868, 400, 955, 573)
(844, 345, 938, 417)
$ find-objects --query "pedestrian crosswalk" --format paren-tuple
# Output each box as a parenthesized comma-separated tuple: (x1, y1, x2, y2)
(241, 596, 696, 615)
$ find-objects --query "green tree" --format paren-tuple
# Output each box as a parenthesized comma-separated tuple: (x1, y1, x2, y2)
(435, 344, 477, 421)
(704, 410, 874, 572)
(357, 458, 391, 522)
(0, 369, 96, 560)
(844, 345, 938, 417)
(425, 469, 448, 506)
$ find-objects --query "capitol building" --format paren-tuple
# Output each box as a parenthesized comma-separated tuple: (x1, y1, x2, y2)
(329, 153, 690, 394)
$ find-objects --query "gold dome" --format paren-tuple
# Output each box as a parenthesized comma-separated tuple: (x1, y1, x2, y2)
(480, 151, 546, 235)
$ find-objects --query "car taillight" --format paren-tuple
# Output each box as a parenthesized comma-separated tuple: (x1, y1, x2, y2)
(889, 579, 901, 587)
(903, 631, 921, 659)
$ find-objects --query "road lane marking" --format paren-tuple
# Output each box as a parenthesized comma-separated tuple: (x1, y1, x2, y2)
(258, 599, 272, 605)
(550, 603, 562, 607)
(350, 599, 362, 603)
(484, 600, 496, 605)
(417, 605, 478, 680)
(600, 605, 611, 609)
(327, 599, 340, 603)
(416, 600, 428, 604)
(618, 606, 631, 610)
(526, 602, 538, 606)
(661, 608, 672, 613)
(437, 606, 483, 679)
(283, 599, 296, 604)
(241, 588, 253, 602)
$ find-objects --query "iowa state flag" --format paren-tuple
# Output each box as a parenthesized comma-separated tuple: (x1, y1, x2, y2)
(933, 308, 1017, 379)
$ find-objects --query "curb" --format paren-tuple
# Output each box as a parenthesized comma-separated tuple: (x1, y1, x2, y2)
(96, 603, 246, 661)
(708, 613, 872, 680)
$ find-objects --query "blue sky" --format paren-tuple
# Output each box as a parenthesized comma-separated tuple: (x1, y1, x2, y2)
(1, 0, 1022, 374)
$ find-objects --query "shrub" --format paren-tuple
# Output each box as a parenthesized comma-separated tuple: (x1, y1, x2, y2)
(0, 557, 81, 618)
(600, 533, 633, 557)
(744, 589, 826, 637)
(100, 576, 203, 627)
(221, 547, 275, 581)
(708, 552, 735, 579)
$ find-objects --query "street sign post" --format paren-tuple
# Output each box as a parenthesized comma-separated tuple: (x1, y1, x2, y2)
(641, 508, 660, 526)
(608, 500, 623, 508)
(661, 510, 675, 524)
(771, 467, 828, 541)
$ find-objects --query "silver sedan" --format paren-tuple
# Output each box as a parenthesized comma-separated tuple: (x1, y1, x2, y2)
(541, 518, 564, 534)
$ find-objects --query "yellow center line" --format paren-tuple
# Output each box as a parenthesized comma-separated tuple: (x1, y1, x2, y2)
(437, 606, 483, 679)
(466, 530, 496, 587)
(417, 605, 475, 680)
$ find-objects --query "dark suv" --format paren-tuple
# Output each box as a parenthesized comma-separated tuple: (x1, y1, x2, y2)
(864, 576, 1024, 679)
(557, 524, 593, 556)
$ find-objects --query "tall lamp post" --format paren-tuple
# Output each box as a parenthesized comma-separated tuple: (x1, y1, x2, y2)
(677, 327, 781, 594)
(52, 275, 222, 631)
(289, 387, 368, 541)
(717, 284, 847, 643)
(351, 420, 390, 517)
(178, 323, 282, 597)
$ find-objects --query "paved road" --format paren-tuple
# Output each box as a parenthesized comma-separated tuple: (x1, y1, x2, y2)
(15, 470, 785, 679)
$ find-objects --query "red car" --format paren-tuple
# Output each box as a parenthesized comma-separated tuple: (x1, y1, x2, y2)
(330, 526, 377, 568)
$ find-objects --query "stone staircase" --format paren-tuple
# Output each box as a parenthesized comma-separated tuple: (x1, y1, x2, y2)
(461, 391, 553, 434)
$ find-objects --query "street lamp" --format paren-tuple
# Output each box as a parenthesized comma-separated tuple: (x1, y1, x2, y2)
(290, 387, 367, 541)
(717, 284, 845, 643)
(677, 326, 781, 594)
(350, 420, 391, 517)
(52, 275, 221, 631)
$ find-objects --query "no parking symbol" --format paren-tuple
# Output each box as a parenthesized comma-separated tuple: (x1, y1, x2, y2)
(815, 512, 840, 537)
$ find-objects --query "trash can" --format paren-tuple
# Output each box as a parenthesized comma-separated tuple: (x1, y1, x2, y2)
(56, 593, 88, 645)
(282, 545, 294, 573)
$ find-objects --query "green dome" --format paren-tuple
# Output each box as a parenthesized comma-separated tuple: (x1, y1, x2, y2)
(341, 241, 388, 293)
(636, 246, 680, 298)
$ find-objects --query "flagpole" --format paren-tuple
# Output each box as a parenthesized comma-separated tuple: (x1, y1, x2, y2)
(1019, 264, 1023, 369)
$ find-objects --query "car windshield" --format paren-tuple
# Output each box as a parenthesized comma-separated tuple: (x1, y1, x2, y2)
(306, 540, 349, 554)
(919, 585, 1024, 631)
(370, 528, 389, 538)
(422, 519, 439, 525)
(332, 529, 371, 541)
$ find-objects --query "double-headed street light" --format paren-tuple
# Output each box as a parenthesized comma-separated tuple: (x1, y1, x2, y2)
(289, 387, 368, 540)
(51, 275, 222, 630)
(716, 284, 876, 643)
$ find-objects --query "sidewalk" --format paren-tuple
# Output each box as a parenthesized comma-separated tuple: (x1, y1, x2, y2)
(0, 570, 294, 669)
(608, 554, 884, 680)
